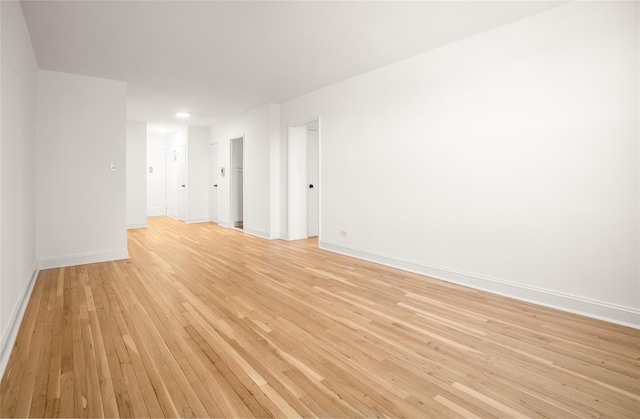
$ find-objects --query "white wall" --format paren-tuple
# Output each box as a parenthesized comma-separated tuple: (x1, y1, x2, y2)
(37, 70, 128, 268)
(269, 104, 281, 238)
(279, 1, 639, 327)
(0, 0, 39, 378)
(186, 126, 210, 223)
(147, 131, 169, 149)
(210, 103, 279, 238)
(126, 121, 148, 229)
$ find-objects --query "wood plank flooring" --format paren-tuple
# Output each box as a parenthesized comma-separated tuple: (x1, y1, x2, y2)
(1, 217, 639, 418)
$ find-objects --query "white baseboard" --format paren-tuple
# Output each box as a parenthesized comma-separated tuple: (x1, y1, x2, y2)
(38, 249, 130, 270)
(185, 218, 210, 224)
(319, 240, 640, 329)
(127, 222, 148, 229)
(0, 264, 39, 380)
(244, 228, 270, 240)
(217, 223, 272, 240)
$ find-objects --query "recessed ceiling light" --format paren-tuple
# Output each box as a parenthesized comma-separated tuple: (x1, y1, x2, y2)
(176, 112, 191, 118)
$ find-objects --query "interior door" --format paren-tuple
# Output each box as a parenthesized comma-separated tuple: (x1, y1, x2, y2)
(307, 129, 319, 237)
(209, 143, 218, 223)
(147, 148, 167, 216)
(288, 126, 307, 240)
(177, 144, 186, 221)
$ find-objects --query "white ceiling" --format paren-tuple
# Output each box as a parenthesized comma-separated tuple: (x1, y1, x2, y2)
(21, 1, 564, 128)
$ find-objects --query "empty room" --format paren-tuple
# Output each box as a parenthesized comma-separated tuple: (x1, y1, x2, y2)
(1, 1, 638, 418)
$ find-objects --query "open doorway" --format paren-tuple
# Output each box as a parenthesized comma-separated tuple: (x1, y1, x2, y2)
(230, 136, 244, 230)
(288, 118, 320, 240)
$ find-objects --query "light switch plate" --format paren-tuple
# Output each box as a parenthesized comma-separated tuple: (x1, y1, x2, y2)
(110, 162, 117, 172)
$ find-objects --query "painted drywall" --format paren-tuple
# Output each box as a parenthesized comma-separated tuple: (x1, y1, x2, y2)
(0, 0, 39, 378)
(186, 126, 210, 223)
(36, 70, 128, 268)
(126, 121, 148, 229)
(147, 131, 169, 149)
(269, 104, 281, 238)
(210, 103, 278, 238)
(279, 1, 639, 326)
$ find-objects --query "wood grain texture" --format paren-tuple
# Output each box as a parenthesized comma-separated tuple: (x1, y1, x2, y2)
(1, 217, 639, 418)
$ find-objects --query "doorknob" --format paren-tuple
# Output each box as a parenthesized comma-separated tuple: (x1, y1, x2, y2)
(214, 184, 218, 187)
(309, 184, 314, 189)
(181, 184, 185, 188)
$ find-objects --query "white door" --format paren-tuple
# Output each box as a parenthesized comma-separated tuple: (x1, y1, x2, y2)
(147, 148, 167, 216)
(307, 129, 319, 237)
(288, 126, 307, 240)
(209, 143, 218, 223)
(177, 144, 186, 221)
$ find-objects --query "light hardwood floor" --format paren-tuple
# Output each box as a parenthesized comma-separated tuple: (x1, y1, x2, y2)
(1, 217, 638, 418)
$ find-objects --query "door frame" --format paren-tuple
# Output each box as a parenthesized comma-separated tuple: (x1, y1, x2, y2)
(287, 116, 321, 241)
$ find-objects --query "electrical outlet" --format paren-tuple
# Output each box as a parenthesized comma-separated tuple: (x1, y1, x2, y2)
(340, 230, 347, 237)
